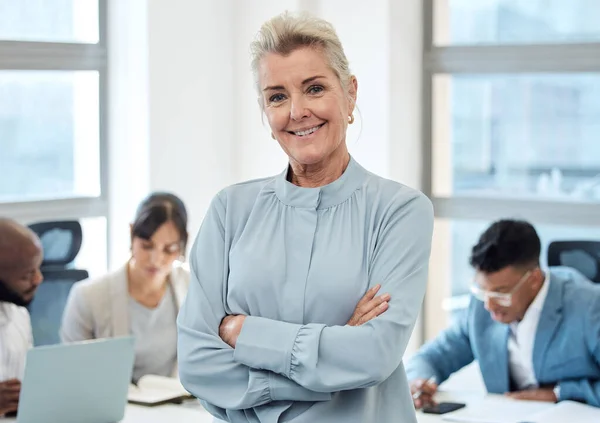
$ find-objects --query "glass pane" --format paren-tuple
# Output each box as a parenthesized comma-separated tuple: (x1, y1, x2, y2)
(0, 71, 100, 202)
(0, 0, 99, 43)
(433, 218, 600, 297)
(434, 0, 600, 45)
(432, 73, 600, 201)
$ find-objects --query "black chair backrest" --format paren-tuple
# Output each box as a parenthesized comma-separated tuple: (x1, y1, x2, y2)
(27, 220, 89, 346)
(28, 220, 83, 269)
(547, 241, 600, 283)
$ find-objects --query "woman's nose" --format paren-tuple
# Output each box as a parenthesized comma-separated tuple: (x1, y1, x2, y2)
(290, 96, 310, 121)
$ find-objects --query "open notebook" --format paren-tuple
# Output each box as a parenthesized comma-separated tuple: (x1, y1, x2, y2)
(128, 375, 193, 406)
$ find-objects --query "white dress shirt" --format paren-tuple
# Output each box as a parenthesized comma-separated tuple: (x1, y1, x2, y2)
(507, 273, 550, 390)
(0, 301, 32, 382)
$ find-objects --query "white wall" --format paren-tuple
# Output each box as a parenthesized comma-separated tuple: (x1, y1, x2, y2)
(108, 0, 150, 267)
(388, 0, 425, 189)
(232, 0, 298, 181)
(231, 0, 376, 182)
(146, 0, 237, 243)
(317, 1, 391, 178)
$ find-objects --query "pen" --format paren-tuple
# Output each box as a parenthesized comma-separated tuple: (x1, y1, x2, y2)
(412, 376, 436, 399)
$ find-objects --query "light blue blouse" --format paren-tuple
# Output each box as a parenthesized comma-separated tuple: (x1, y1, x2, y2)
(177, 157, 434, 423)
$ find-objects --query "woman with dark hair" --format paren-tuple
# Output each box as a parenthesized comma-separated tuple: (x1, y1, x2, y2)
(60, 192, 189, 382)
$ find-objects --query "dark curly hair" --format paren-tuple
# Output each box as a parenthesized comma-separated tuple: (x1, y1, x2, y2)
(469, 219, 541, 273)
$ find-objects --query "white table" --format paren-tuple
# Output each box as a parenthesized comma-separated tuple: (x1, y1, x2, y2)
(416, 389, 486, 422)
(3, 365, 549, 423)
(121, 401, 214, 422)
(6, 392, 559, 423)
(3, 400, 215, 423)
(415, 390, 564, 423)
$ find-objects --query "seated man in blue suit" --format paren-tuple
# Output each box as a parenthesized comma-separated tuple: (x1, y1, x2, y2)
(406, 219, 600, 408)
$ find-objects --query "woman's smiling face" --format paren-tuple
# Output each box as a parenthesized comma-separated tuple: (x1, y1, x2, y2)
(260, 47, 357, 167)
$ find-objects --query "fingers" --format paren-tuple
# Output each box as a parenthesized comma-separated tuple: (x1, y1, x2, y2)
(507, 392, 542, 401)
(348, 285, 384, 326)
(506, 390, 527, 398)
(348, 285, 392, 326)
(355, 284, 381, 308)
(0, 379, 21, 386)
(506, 393, 532, 402)
(0, 380, 20, 415)
(0, 380, 21, 399)
(357, 296, 390, 325)
(505, 391, 536, 401)
(418, 380, 438, 396)
(1, 379, 21, 389)
(410, 379, 438, 409)
(358, 291, 390, 318)
(3, 390, 20, 401)
(413, 394, 435, 409)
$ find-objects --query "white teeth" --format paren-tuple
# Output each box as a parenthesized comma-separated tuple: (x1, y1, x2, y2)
(294, 124, 322, 136)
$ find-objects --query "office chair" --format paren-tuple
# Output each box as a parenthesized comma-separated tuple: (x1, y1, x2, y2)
(547, 241, 600, 283)
(27, 221, 89, 346)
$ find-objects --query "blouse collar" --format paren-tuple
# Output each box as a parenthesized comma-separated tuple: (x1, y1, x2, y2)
(274, 155, 366, 210)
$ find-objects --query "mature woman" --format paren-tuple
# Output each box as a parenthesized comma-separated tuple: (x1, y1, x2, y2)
(61, 192, 189, 383)
(177, 11, 433, 423)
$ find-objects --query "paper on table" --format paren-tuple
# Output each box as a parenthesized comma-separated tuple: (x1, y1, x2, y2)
(527, 400, 600, 423)
(441, 396, 552, 423)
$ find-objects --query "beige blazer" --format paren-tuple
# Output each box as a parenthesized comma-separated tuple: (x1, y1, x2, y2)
(60, 262, 189, 376)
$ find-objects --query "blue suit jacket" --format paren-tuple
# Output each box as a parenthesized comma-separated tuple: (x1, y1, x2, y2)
(406, 267, 600, 406)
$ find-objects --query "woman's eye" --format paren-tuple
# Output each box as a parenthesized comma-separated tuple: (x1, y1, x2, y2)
(269, 93, 286, 103)
(308, 85, 324, 94)
(166, 246, 180, 255)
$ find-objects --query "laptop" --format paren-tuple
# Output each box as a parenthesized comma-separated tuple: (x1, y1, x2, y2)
(17, 337, 135, 423)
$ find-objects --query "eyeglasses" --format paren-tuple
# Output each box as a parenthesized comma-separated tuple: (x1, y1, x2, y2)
(470, 270, 532, 307)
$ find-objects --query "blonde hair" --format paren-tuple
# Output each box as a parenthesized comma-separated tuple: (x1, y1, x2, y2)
(250, 11, 353, 102)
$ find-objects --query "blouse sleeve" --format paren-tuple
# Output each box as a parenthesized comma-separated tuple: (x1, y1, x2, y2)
(232, 193, 434, 393)
(177, 192, 332, 411)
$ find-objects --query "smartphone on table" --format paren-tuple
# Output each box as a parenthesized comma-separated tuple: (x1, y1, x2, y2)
(422, 402, 466, 414)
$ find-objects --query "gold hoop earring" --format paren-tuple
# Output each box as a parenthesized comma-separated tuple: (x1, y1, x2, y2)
(348, 114, 355, 124)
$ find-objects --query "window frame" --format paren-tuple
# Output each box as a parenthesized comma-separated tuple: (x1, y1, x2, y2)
(421, 0, 600, 338)
(423, 0, 600, 226)
(0, 1, 109, 231)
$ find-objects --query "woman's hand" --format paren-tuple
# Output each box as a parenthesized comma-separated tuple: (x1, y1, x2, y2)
(346, 284, 390, 326)
(219, 315, 247, 348)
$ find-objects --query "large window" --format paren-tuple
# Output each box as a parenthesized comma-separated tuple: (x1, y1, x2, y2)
(0, 0, 107, 275)
(423, 0, 600, 338)
(434, 0, 600, 45)
(0, 0, 99, 43)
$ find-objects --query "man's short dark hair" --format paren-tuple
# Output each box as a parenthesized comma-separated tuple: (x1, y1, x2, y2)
(469, 219, 541, 273)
